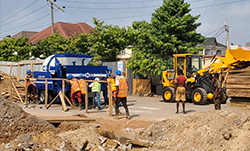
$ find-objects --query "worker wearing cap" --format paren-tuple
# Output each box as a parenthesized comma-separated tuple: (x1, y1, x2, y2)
(78, 75, 87, 110)
(89, 77, 101, 110)
(115, 70, 130, 119)
(24, 69, 37, 100)
(67, 74, 81, 109)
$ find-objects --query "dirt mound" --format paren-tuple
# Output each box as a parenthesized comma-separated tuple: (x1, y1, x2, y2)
(131, 109, 250, 150)
(0, 97, 58, 150)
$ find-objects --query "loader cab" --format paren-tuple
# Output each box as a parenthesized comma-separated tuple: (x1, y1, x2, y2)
(173, 54, 203, 78)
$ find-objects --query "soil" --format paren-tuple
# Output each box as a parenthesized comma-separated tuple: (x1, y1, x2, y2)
(1, 94, 250, 150)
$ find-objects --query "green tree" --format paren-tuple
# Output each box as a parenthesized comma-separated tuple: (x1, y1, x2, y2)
(32, 33, 78, 58)
(88, 18, 132, 65)
(74, 33, 91, 54)
(127, 0, 204, 77)
(0, 37, 31, 61)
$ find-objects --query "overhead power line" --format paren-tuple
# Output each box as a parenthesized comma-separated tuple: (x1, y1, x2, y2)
(204, 26, 225, 37)
(73, 13, 151, 23)
(192, 0, 250, 9)
(0, 0, 39, 23)
(66, 5, 160, 10)
(1, 5, 47, 27)
(1, 11, 55, 35)
(60, 0, 162, 4)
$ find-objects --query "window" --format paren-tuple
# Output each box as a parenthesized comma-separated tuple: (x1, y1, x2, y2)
(216, 50, 222, 55)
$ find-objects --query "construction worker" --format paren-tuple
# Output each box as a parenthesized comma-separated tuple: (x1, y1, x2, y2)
(107, 73, 117, 104)
(213, 73, 222, 110)
(89, 77, 101, 110)
(25, 69, 37, 100)
(115, 70, 130, 119)
(78, 75, 87, 110)
(174, 69, 187, 114)
(102, 67, 112, 105)
(67, 74, 82, 109)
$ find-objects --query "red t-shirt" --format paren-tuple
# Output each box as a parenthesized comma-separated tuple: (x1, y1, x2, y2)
(175, 75, 187, 85)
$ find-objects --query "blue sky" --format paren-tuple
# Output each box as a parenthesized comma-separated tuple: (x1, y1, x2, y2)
(0, 0, 250, 46)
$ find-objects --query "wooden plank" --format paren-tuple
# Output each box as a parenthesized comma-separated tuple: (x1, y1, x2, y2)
(9, 63, 13, 75)
(0, 81, 2, 96)
(228, 75, 250, 79)
(10, 77, 13, 102)
(12, 83, 24, 103)
(46, 94, 59, 109)
(44, 118, 95, 124)
(17, 62, 20, 81)
(108, 81, 112, 116)
(227, 82, 250, 85)
(227, 89, 250, 97)
(59, 91, 68, 111)
(45, 79, 48, 108)
(31, 61, 33, 72)
(227, 85, 250, 89)
(24, 81, 28, 106)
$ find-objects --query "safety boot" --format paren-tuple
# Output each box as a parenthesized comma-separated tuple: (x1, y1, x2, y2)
(72, 101, 76, 107)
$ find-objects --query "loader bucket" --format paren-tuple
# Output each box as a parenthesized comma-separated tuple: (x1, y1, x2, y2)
(225, 48, 250, 69)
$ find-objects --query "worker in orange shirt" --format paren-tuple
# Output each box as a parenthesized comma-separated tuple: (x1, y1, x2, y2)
(78, 75, 87, 110)
(67, 74, 82, 109)
(24, 69, 37, 100)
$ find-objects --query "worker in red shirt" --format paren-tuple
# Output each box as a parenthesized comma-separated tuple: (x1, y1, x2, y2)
(174, 69, 187, 114)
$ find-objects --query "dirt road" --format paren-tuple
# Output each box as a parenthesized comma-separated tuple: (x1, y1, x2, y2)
(21, 95, 238, 122)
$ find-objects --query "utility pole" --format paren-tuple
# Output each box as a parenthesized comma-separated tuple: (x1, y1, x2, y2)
(46, 0, 65, 35)
(225, 19, 229, 48)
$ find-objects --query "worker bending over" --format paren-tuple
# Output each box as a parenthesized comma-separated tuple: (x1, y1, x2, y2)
(25, 70, 37, 100)
(67, 74, 82, 110)
(174, 69, 187, 114)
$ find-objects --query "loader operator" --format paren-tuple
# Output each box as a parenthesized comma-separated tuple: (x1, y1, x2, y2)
(25, 70, 37, 99)
(174, 69, 187, 114)
(67, 74, 82, 110)
(213, 73, 222, 110)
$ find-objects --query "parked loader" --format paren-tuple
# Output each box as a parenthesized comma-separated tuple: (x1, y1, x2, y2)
(162, 48, 250, 105)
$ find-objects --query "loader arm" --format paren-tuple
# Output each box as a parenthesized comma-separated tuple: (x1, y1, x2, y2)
(197, 48, 250, 75)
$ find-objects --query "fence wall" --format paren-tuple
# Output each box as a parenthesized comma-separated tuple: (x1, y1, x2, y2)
(0, 59, 44, 78)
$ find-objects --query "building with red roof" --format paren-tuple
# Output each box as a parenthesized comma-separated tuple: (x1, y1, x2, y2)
(28, 22, 94, 44)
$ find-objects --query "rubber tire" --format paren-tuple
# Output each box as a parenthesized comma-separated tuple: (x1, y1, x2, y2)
(162, 87, 175, 102)
(191, 88, 207, 105)
(39, 90, 52, 104)
(220, 92, 228, 104)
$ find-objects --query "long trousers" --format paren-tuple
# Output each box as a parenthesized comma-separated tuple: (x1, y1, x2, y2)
(71, 91, 82, 102)
(115, 97, 129, 115)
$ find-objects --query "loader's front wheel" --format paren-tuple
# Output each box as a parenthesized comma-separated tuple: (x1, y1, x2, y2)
(191, 88, 207, 105)
(162, 87, 175, 102)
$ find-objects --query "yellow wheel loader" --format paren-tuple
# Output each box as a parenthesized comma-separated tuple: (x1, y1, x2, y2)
(162, 48, 250, 105)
